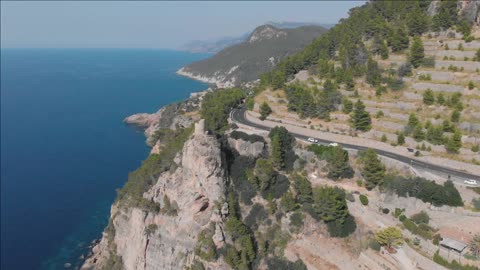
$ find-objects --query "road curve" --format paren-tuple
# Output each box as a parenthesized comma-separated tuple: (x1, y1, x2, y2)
(231, 107, 480, 182)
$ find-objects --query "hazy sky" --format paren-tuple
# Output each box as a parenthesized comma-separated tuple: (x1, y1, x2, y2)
(1, 1, 365, 49)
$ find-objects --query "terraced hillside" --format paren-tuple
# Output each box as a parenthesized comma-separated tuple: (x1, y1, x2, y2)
(253, 33, 480, 165)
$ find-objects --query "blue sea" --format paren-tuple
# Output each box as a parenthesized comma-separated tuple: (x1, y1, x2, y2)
(0, 49, 209, 270)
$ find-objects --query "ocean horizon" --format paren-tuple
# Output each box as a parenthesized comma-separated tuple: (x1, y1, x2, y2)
(0, 48, 209, 270)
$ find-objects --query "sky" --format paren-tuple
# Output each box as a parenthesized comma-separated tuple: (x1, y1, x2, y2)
(1, 1, 365, 49)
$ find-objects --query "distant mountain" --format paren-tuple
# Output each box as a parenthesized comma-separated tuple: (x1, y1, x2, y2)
(177, 24, 327, 87)
(178, 33, 250, 54)
(267, 21, 335, 29)
(178, 21, 333, 54)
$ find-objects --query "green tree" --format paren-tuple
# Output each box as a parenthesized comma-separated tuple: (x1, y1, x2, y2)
(361, 149, 385, 190)
(326, 146, 352, 180)
(366, 58, 381, 86)
(409, 36, 425, 68)
(380, 40, 389, 60)
(423, 89, 435, 105)
(312, 186, 348, 223)
(254, 159, 276, 191)
(432, 0, 458, 31)
(412, 124, 425, 142)
(201, 88, 245, 133)
(451, 110, 460, 123)
(375, 227, 403, 249)
(270, 134, 284, 168)
(406, 4, 429, 36)
(445, 129, 462, 154)
(343, 70, 355, 91)
(259, 101, 272, 121)
(280, 191, 297, 212)
(292, 173, 313, 205)
(352, 100, 372, 131)
(268, 126, 296, 169)
(381, 134, 388, 142)
(436, 93, 445, 105)
(342, 98, 353, 113)
(397, 133, 405, 145)
(388, 27, 410, 52)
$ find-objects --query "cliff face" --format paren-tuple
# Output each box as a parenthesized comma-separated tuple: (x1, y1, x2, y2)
(83, 120, 229, 270)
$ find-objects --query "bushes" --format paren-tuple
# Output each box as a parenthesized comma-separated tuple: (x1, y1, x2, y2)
(433, 250, 480, 270)
(411, 211, 429, 224)
(266, 257, 307, 270)
(229, 131, 265, 143)
(116, 126, 194, 210)
(244, 203, 268, 229)
(359, 194, 369, 205)
(402, 217, 433, 240)
(383, 176, 464, 207)
(289, 211, 305, 231)
(201, 88, 245, 133)
(260, 101, 272, 120)
(195, 225, 217, 261)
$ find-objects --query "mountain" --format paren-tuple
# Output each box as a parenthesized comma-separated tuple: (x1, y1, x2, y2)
(178, 33, 250, 54)
(177, 24, 327, 87)
(178, 22, 332, 54)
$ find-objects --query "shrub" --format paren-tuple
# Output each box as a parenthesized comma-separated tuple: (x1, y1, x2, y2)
(422, 57, 435, 68)
(469, 81, 476, 90)
(359, 194, 369, 205)
(229, 130, 265, 143)
(327, 214, 357, 238)
(381, 134, 387, 142)
(411, 211, 430, 224)
(289, 211, 305, 231)
(393, 208, 405, 218)
(384, 176, 463, 207)
(418, 73, 432, 81)
(266, 257, 308, 270)
(399, 215, 407, 222)
(244, 203, 268, 229)
(369, 238, 382, 251)
(260, 101, 272, 120)
(382, 208, 390, 214)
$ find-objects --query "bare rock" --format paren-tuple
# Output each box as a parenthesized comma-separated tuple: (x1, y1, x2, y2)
(227, 137, 265, 157)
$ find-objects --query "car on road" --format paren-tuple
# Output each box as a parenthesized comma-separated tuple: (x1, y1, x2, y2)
(464, 179, 478, 185)
(329, 143, 339, 147)
(307, 137, 318, 143)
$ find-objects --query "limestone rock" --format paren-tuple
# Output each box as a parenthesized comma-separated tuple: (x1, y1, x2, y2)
(228, 137, 265, 157)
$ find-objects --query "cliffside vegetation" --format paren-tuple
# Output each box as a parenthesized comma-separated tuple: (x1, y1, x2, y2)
(201, 88, 245, 133)
(115, 126, 194, 211)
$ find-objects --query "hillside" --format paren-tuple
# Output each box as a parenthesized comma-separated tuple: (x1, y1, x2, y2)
(178, 24, 327, 87)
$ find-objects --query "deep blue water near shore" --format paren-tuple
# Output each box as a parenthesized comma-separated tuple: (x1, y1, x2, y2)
(1, 49, 209, 270)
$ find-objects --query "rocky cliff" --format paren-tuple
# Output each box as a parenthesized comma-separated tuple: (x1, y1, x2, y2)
(82, 120, 230, 270)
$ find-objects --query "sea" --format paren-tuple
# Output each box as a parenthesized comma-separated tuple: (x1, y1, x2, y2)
(0, 48, 209, 270)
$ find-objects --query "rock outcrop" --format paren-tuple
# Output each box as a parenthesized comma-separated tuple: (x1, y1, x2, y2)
(83, 120, 230, 270)
(227, 137, 265, 158)
(124, 92, 206, 146)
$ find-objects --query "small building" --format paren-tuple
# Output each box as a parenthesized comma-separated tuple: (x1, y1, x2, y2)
(440, 237, 468, 254)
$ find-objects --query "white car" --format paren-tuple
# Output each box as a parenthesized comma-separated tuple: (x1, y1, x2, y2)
(329, 142, 339, 147)
(307, 137, 318, 143)
(464, 179, 478, 185)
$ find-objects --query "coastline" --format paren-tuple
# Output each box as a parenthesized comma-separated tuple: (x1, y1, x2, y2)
(176, 67, 233, 88)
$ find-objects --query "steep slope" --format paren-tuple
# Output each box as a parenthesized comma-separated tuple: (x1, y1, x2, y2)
(82, 120, 230, 270)
(178, 24, 327, 87)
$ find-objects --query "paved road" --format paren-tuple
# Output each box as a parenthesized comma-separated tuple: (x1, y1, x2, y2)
(231, 107, 480, 182)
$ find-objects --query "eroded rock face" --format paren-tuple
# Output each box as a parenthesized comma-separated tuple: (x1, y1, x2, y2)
(228, 137, 265, 158)
(428, 0, 480, 25)
(83, 120, 229, 270)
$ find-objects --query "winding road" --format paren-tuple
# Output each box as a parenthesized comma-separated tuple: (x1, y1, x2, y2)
(231, 107, 480, 182)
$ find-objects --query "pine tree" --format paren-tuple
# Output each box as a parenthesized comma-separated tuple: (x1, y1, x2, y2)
(445, 129, 462, 154)
(352, 100, 371, 131)
(292, 173, 313, 205)
(270, 134, 284, 168)
(326, 146, 352, 180)
(342, 98, 353, 113)
(397, 133, 405, 145)
(451, 110, 460, 123)
(366, 58, 381, 86)
(436, 93, 445, 105)
(259, 101, 272, 121)
(409, 36, 425, 68)
(432, 0, 458, 31)
(423, 89, 435, 105)
(406, 4, 429, 36)
(413, 124, 425, 142)
(361, 149, 385, 190)
(380, 40, 389, 60)
(343, 70, 355, 91)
